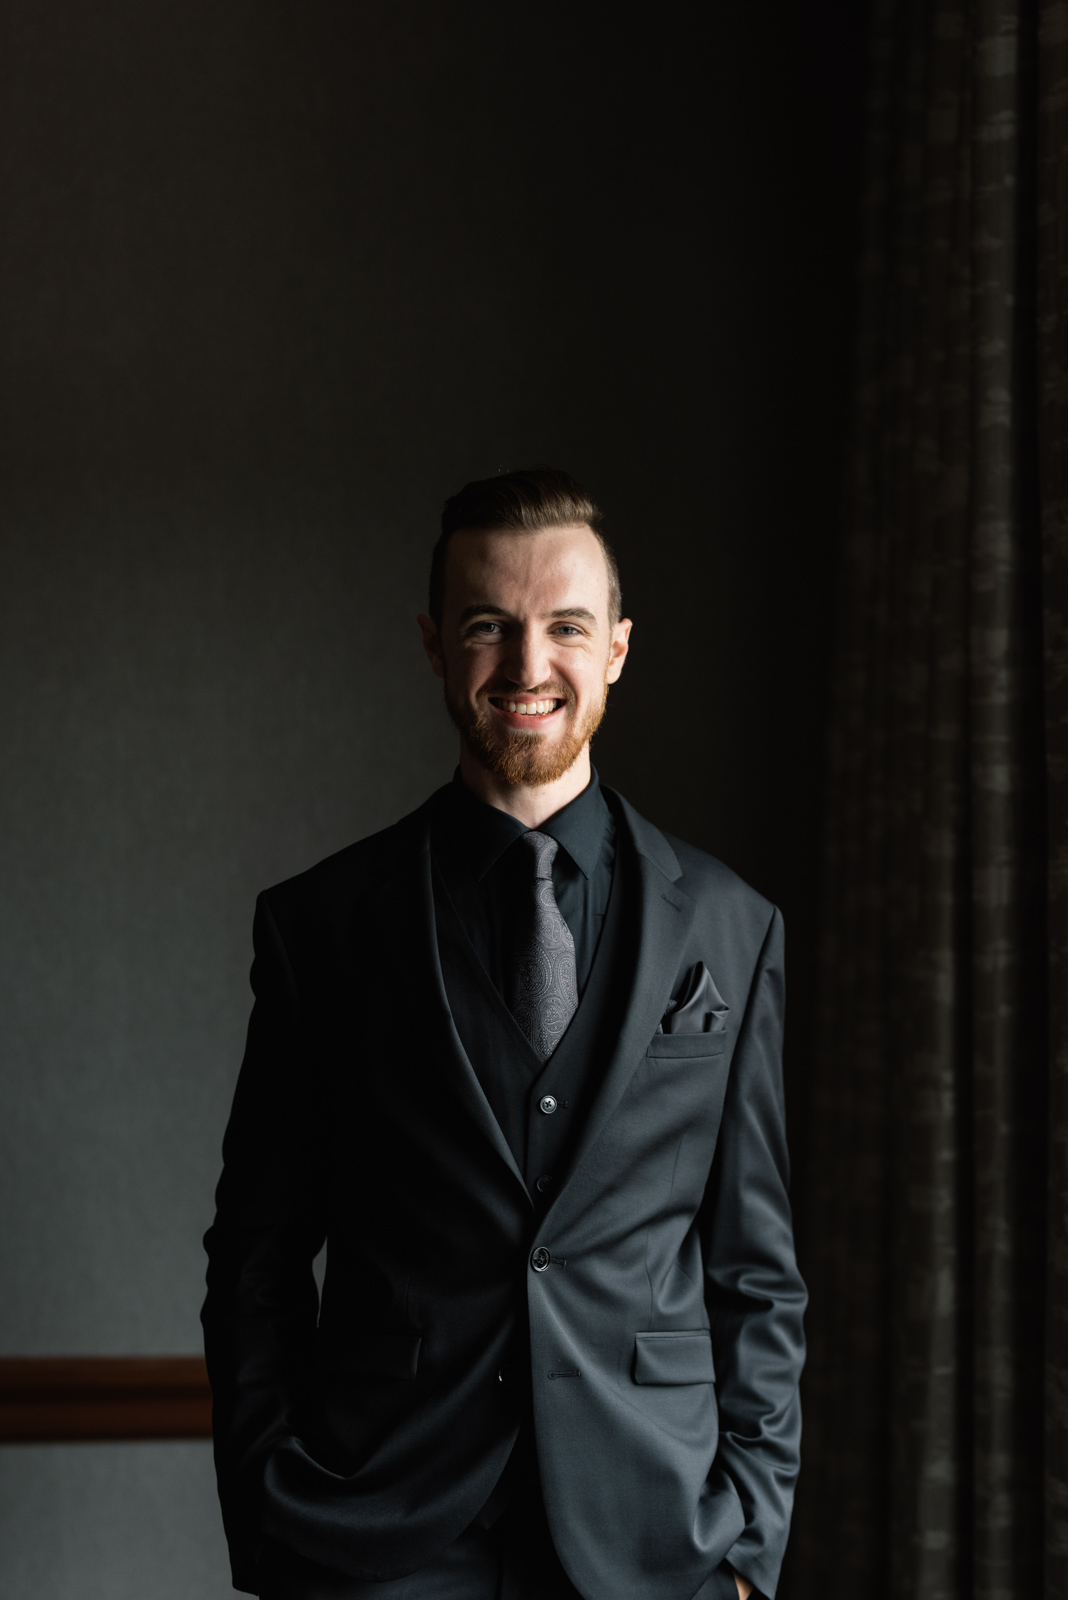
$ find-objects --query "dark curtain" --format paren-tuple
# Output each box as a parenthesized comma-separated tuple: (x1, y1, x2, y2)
(787, 1, 1068, 1596)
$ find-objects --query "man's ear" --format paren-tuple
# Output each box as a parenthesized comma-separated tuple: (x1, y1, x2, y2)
(417, 614, 446, 680)
(606, 618, 633, 685)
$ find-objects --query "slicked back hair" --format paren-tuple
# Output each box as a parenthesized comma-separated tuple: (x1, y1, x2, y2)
(428, 466, 622, 628)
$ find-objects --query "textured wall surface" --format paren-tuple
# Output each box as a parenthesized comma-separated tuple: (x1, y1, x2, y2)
(0, 1444, 231, 1599)
(0, 0, 864, 1593)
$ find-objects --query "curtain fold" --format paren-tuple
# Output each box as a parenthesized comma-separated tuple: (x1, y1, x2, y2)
(1039, 2, 1068, 1591)
(788, 1, 1066, 1595)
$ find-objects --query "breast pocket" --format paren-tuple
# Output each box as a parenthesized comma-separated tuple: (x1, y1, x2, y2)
(646, 1030, 726, 1060)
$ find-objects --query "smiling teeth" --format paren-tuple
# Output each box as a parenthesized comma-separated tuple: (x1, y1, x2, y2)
(503, 699, 555, 715)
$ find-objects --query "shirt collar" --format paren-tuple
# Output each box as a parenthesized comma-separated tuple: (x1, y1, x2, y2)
(536, 770, 610, 879)
(436, 768, 610, 882)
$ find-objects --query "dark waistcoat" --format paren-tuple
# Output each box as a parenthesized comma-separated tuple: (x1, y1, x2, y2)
(432, 843, 632, 1215)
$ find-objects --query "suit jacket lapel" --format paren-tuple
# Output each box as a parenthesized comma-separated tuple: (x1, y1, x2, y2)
(369, 799, 531, 1203)
(548, 794, 696, 1211)
(368, 787, 691, 1215)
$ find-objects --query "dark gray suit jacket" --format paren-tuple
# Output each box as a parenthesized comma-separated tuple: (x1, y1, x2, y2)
(202, 787, 806, 1599)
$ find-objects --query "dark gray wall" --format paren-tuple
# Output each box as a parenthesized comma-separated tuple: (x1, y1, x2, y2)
(0, 0, 865, 1592)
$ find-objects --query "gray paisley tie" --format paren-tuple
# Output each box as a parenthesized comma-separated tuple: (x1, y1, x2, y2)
(508, 831, 578, 1060)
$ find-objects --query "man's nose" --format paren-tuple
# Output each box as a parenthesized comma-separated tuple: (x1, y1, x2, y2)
(501, 625, 551, 689)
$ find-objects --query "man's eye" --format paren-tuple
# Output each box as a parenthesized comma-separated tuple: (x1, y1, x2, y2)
(555, 625, 581, 636)
(473, 621, 502, 634)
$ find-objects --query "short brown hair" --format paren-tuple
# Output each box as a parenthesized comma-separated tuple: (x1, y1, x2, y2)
(429, 466, 622, 627)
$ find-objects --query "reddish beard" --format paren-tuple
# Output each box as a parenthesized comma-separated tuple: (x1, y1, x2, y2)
(444, 675, 609, 786)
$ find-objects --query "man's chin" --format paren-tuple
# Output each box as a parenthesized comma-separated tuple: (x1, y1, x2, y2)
(462, 725, 586, 788)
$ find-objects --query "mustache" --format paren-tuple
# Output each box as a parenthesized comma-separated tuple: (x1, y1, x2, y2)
(478, 683, 574, 704)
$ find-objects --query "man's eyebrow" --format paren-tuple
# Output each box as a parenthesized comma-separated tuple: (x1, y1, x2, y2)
(457, 604, 599, 624)
(458, 602, 512, 623)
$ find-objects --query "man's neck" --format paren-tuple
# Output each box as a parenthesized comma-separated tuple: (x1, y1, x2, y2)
(457, 744, 593, 828)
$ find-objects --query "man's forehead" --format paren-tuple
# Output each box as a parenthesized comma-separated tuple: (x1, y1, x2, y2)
(447, 523, 607, 591)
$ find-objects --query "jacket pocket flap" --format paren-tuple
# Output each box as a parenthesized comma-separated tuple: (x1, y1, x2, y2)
(633, 1330, 715, 1385)
(647, 1031, 725, 1059)
(323, 1331, 422, 1379)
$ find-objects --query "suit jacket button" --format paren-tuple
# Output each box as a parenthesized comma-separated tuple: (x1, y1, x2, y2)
(536, 1174, 553, 1193)
(539, 1095, 558, 1115)
(531, 1246, 551, 1272)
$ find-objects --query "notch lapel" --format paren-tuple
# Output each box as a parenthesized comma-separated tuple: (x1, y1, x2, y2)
(369, 804, 531, 1203)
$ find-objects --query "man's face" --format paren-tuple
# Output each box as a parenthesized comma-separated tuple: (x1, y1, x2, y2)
(420, 523, 631, 787)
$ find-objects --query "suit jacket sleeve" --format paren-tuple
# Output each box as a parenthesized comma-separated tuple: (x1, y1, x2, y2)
(201, 892, 327, 1594)
(701, 907, 807, 1599)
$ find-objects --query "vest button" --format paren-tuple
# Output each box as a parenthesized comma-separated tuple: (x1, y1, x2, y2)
(539, 1095, 558, 1115)
(531, 1246, 551, 1272)
(536, 1174, 553, 1193)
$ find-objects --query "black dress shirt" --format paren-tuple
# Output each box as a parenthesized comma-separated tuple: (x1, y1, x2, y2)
(431, 769, 616, 998)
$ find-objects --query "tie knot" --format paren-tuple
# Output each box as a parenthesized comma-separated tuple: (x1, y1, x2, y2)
(521, 830, 558, 879)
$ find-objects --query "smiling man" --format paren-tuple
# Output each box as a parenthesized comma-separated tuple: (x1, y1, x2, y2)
(203, 468, 806, 1600)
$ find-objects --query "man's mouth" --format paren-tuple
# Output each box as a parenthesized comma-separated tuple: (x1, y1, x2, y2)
(487, 695, 565, 722)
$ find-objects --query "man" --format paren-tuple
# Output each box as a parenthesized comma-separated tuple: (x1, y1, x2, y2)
(202, 467, 806, 1600)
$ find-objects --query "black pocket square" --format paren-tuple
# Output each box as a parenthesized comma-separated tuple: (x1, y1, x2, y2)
(658, 961, 729, 1034)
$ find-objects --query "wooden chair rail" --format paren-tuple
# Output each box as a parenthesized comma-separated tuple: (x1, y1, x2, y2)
(0, 1356, 212, 1443)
